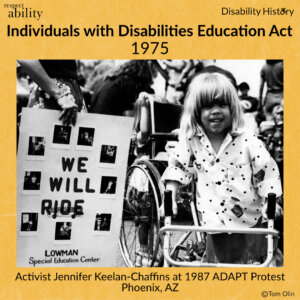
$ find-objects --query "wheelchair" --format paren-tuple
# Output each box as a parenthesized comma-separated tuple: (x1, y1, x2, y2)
(119, 99, 280, 267)
(119, 99, 183, 267)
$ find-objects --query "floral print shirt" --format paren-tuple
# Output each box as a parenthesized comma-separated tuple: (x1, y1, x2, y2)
(161, 127, 282, 229)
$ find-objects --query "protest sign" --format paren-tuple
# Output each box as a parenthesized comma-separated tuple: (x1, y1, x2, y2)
(17, 108, 133, 267)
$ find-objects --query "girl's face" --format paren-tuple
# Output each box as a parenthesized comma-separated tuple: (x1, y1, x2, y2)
(200, 104, 231, 138)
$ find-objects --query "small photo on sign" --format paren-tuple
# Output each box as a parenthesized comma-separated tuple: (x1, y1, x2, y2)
(55, 222, 72, 241)
(99, 145, 117, 166)
(94, 213, 112, 232)
(20, 212, 38, 232)
(23, 171, 41, 191)
(100, 176, 117, 195)
(27, 136, 45, 158)
(52, 125, 72, 147)
(77, 127, 95, 148)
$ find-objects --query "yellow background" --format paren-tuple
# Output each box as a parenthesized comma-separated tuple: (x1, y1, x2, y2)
(0, 0, 299, 299)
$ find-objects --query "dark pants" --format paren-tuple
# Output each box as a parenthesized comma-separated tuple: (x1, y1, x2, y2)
(206, 224, 268, 264)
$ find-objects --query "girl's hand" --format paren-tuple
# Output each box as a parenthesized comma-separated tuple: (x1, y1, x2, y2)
(275, 204, 283, 219)
(137, 92, 151, 107)
(262, 202, 283, 220)
(57, 93, 78, 126)
(160, 181, 179, 217)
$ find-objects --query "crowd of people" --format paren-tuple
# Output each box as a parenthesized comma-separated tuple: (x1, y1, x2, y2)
(17, 59, 284, 266)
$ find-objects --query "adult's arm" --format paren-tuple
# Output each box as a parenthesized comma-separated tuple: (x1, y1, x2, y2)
(18, 60, 78, 126)
(18, 60, 64, 99)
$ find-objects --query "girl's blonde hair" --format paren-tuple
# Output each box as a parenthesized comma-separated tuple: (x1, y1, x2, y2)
(180, 72, 244, 140)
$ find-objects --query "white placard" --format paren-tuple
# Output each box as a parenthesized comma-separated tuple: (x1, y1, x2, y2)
(17, 108, 133, 267)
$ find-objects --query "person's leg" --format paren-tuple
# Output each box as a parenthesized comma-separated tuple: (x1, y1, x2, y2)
(136, 214, 150, 267)
(206, 233, 248, 263)
(138, 223, 150, 250)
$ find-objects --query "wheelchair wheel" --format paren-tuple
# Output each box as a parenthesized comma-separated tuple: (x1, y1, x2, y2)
(119, 160, 166, 267)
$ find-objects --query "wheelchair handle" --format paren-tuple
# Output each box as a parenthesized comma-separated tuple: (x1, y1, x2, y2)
(267, 193, 276, 220)
(164, 190, 173, 217)
(150, 133, 178, 141)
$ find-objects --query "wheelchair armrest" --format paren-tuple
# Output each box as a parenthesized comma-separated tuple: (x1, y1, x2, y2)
(150, 133, 178, 141)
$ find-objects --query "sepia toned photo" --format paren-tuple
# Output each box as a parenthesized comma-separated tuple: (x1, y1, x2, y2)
(20, 212, 38, 232)
(55, 222, 72, 241)
(27, 136, 45, 157)
(23, 171, 41, 191)
(100, 176, 117, 195)
(77, 127, 95, 147)
(52, 125, 72, 147)
(100, 145, 117, 164)
(94, 213, 112, 232)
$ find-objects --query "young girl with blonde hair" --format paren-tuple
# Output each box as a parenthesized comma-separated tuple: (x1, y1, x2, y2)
(162, 72, 282, 263)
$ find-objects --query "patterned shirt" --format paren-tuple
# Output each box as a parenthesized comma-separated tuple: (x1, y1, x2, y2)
(161, 127, 282, 229)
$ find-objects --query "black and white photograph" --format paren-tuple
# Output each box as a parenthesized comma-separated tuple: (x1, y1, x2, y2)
(54, 222, 72, 241)
(27, 136, 45, 157)
(100, 176, 117, 195)
(77, 127, 95, 147)
(52, 125, 72, 147)
(17, 59, 283, 268)
(20, 212, 38, 232)
(94, 213, 112, 232)
(23, 171, 41, 191)
(99, 145, 117, 166)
